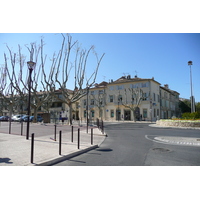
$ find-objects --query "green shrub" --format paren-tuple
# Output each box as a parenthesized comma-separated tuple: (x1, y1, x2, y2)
(181, 112, 200, 120)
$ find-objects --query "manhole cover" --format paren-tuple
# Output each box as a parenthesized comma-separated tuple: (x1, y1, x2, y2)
(152, 148, 170, 152)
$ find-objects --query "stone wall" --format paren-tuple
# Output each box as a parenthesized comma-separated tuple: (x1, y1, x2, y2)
(156, 120, 200, 127)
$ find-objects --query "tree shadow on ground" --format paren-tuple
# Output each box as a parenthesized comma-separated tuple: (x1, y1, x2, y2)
(0, 158, 13, 164)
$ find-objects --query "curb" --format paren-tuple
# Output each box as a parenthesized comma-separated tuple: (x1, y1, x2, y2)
(29, 145, 99, 166)
(149, 124, 200, 130)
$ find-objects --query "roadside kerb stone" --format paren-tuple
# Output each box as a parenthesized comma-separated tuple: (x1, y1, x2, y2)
(156, 120, 200, 128)
(35, 145, 99, 166)
(150, 123, 200, 130)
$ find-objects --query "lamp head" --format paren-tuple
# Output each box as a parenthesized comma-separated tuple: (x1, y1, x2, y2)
(27, 61, 36, 69)
(188, 61, 193, 66)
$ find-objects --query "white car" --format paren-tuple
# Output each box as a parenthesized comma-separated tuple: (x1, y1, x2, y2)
(12, 115, 23, 122)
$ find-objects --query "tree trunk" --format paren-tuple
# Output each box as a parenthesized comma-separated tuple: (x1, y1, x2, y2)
(68, 103, 73, 125)
(132, 110, 136, 122)
(9, 104, 13, 134)
(33, 106, 37, 123)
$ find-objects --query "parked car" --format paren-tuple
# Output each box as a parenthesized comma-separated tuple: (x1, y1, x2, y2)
(11, 115, 23, 122)
(23, 116, 43, 122)
(20, 115, 29, 122)
(0, 116, 10, 121)
(31, 116, 43, 122)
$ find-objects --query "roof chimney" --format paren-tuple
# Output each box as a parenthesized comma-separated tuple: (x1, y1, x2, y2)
(164, 84, 169, 89)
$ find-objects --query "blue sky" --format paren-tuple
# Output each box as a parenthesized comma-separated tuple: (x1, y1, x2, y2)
(0, 33, 200, 102)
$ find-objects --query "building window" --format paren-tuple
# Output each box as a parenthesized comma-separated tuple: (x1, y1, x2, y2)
(118, 95, 122, 102)
(166, 100, 169, 108)
(143, 93, 149, 101)
(143, 109, 147, 118)
(84, 110, 86, 118)
(58, 94, 63, 99)
(99, 98, 103, 106)
(109, 86, 114, 91)
(83, 99, 86, 105)
(153, 93, 156, 101)
(91, 110, 95, 118)
(90, 99, 95, 105)
(109, 95, 114, 102)
(52, 102, 62, 108)
(116, 85, 124, 90)
(131, 83, 140, 88)
(99, 90, 104, 94)
(157, 109, 159, 117)
(157, 94, 160, 102)
(110, 110, 114, 118)
(141, 82, 149, 88)
(154, 108, 156, 118)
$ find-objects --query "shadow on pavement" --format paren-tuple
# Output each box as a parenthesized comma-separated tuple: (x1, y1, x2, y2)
(0, 157, 13, 164)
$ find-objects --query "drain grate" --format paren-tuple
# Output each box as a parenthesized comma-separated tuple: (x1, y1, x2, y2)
(152, 148, 170, 152)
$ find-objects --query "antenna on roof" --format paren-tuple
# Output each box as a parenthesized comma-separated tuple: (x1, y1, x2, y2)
(134, 70, 139, 78)
(122, 73, 129, 78)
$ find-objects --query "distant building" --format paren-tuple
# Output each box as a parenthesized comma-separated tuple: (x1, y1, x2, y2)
(160, 84, 180, 119)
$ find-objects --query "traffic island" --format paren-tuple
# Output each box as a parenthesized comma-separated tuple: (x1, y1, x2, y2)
(156, 119, 200, 128)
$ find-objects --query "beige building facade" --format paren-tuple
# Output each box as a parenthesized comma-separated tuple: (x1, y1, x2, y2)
(79, 76, 180, 122)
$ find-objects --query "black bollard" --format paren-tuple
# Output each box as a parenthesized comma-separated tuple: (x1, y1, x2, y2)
(78, 128, 80, 149)
(101, 120, 104, 134)
(59, 131, 62, 155)
(21, 121, 23, 136)
(91, 128, 93, 145)
(31, 133, 34, 164)
(54, 124, 57, 141)
(71, 126, 73, 143)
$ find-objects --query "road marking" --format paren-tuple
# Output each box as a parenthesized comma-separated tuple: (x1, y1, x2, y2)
(145, 135, 200, 147)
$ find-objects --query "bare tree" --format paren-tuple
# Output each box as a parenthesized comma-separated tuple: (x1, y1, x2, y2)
(42, 34, 105, 125)
(120, 88, 145, 122)
(1, 34, 105, 125)
(0, 62, 19, 133)
(3, 42, 53, 123)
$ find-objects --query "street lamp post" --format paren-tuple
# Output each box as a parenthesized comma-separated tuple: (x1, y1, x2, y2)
(86, 86, 89, 133)
(188, 61, 195, 113)
(26, 61, 35, 140)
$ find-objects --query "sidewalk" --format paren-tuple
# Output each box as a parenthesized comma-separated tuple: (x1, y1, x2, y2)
(0, 123, 106, 166)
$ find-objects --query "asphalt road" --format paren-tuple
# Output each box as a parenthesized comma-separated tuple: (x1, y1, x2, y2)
(53, 122, 200, 166)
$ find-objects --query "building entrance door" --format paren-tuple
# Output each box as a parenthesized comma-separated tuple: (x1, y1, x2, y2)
(116, 109, 121, 121)
(124, 110, 131, 120)
(134, 107, 140, 121)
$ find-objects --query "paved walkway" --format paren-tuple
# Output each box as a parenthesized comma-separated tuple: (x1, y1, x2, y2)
(0, 122, 106, 166)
